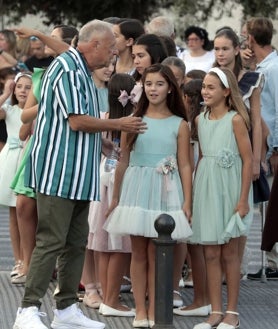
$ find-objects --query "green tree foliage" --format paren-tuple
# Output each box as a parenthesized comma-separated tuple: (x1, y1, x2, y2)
(0, 0, 158, 26)
(1, 0, 277, 27)
(174, 0, 278, 21)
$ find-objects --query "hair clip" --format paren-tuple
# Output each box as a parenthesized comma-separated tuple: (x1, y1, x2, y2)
(118, 84, 142, 107)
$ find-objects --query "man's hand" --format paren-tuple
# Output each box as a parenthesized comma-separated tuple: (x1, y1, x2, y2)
(118, 116, 147, 133)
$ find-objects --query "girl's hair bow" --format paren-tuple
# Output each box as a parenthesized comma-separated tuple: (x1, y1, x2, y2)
(118, 84, 142, 107)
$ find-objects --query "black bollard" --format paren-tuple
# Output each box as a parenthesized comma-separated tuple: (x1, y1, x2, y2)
(152, 214, 177, 329)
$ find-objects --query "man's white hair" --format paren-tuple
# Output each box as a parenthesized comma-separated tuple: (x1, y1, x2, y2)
(79, 19, 112, 42)
(147, 16, 175, 38)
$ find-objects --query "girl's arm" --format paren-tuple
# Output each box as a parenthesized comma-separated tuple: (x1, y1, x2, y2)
(20, 87, 38, 140)
(249, 87, 262, 179)
(0, 79, 14, 120)
(105, 132, 130, 217)
(21, 104, 38, 124)
(19, 123, 32, 141)
(233, 114, 253, 217)
(21, 87, 38, 123)
(14, 27, 70, 55)
(177, 120, 192, 222)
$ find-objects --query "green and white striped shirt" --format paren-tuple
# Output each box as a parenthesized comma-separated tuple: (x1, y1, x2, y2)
(26, 47, 101, 201)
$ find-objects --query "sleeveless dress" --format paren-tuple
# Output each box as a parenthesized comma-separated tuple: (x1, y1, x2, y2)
(104, 115, 192, 241)
(0, 104, 23, 207)
(10, 68, 45, 199)
(190, 111, 252, 245)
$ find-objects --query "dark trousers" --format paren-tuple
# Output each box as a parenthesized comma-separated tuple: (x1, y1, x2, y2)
(22, 193, 90, 309)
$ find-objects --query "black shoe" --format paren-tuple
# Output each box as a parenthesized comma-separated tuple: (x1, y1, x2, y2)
(247, 267, 278, 280)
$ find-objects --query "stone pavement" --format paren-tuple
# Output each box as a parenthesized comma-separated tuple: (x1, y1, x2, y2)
(1, 205, 278, 329)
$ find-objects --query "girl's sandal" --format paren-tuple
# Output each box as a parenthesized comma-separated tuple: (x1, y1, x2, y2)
(193, 311, 224, 329)
(216, 311, 240, 329)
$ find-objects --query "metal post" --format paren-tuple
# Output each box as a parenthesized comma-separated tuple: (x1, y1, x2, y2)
(152, 214, 177, 329)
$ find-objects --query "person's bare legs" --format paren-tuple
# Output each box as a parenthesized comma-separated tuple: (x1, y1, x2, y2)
(184, 252, 193, 284)
(147, 240, 155, 322)
(173, 243, 187, 303)
(9, 206, 22, 266)
(130, 236, 148, 321)
(82, 248, 96, 284)
(98, 251, 109, 300)
(221, 238, 240, 327)
(238, 235, 247, 277)
(16, 195, 37, 275)
(202, 245, 223, 326)
(179, 244, 209, 310)
(81, 248, 102, 307)
(103, 252, 132, 310)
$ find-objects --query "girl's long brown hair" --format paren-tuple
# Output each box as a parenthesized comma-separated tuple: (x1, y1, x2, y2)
(127, 63, 187, 150)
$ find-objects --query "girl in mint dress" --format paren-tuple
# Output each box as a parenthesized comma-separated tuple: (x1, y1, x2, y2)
(105, 64, 192, 327)
(191, 67, 252, 329)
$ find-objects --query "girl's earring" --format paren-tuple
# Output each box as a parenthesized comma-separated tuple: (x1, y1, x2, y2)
(168, 91, 171, 94)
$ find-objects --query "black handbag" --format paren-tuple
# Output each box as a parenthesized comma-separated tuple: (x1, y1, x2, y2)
(253, 166, 270, 203)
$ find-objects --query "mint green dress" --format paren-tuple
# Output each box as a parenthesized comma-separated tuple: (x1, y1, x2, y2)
(104, 115, 192, 241)
(190, 111, 252, 245)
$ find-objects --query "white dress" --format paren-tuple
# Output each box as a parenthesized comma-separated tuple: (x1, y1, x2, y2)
(0, 104, 23, 207)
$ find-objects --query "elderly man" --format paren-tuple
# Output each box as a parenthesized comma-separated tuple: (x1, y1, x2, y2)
(13, 19, 146, 329)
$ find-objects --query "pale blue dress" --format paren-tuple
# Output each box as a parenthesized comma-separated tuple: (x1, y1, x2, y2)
(104, 115, 192, 241)
(0, 104, 23, 206)
(190, 110, 252, 245)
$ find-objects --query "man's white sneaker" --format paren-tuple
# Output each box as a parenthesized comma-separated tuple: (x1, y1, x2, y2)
(13, 306, 48, 329)
(51, 303, 105, 329)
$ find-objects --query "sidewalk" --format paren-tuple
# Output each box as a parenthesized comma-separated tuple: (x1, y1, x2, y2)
(1, 206, 278, 329)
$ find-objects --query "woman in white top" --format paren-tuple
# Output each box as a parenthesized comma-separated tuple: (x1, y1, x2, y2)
(180, 26, 215, 74)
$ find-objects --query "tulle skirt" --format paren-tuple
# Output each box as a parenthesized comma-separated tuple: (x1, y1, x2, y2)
(104, 165, 192, 242)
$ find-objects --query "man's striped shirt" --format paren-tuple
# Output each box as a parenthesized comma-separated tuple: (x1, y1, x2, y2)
(26, 47, 101, 201)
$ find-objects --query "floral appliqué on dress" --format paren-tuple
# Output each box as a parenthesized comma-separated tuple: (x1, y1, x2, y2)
(156, 155, 177, 175)
(216, 148, 235, 168)
(156, 155, 177, 195)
